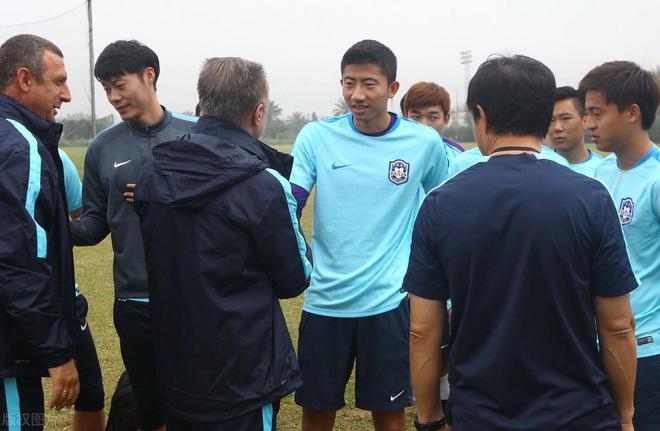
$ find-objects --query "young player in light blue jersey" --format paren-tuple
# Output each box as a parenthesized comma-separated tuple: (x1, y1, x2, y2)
(581, 60, 660, 431)
(550, 86, 603, 176)
(400, 81, 464, 165)
(290, 40, 449, 431)
(448, 141, 568, 178)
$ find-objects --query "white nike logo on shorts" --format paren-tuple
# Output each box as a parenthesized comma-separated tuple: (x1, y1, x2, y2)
(114, 160, 132, 168)
(80, 321, 88, 331)
(390, 390, 405, 402)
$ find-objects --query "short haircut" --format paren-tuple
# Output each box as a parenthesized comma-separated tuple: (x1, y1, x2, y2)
(94, 40, 160, 90)
(0, 34, 63, 90)
(466, 55, 556, 139)
(402, 82, 451, 116)
(578, 61, 659, 130)
(341, 39, 397, 84)
(554, 86, 585, 116)
(197, 57, 268, 126)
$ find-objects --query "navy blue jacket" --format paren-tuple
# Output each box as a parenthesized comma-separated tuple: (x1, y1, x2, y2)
(134, 116, 311, 421)
(0, 94, 76, 378)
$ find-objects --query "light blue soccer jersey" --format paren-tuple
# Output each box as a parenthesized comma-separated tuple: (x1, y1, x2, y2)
(58, 148, 82, 211)
(567, 149, 604, 177)
(290, 113, 449, 317)
(595, 144, 660, 358)
(448, 145, 568, 178)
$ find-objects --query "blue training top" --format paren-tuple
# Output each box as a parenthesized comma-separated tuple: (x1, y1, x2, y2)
(290, 113, 449, 317)
(596, 144, 660, 358)
(58, 148, 82, 212)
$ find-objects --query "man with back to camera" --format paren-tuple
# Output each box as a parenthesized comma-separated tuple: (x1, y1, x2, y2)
(0, 34, 79, 430)
(581, 60, 660, 431)
(290, 39, 450, 431)
(134, 56, 312, 430)
(405, 55, 638, 431)
(69, 40, 197, 431)
(448, 92, 569, 177)
(550, 85, 603, 176)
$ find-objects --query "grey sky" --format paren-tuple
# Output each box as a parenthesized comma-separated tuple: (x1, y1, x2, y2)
(1, 0, 659, 120)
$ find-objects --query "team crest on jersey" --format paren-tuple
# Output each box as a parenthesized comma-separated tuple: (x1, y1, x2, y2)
(388, 159, 410, 185)
(619, 197, 634, 225)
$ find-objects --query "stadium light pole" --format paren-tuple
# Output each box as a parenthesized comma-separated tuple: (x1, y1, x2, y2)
(459, 50, 472, 126)
(87, 0, 96, 137)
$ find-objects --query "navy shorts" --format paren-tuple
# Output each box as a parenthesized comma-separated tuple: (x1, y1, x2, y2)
(0, 377, 43, 431)
(633, 353, 660, 431)
(167, 402, 279, 431)
(295, 299, 412, 412)
(114, 298, 164, 431)
(73, 319, 105, 411)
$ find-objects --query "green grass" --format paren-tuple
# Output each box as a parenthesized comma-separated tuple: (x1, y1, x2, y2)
(52, 145, 415, 430)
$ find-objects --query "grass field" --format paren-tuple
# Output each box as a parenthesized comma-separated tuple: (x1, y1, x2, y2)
(49, 143, 419, 430)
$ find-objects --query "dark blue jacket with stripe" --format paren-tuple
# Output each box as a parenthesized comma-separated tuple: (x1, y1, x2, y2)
(0, 94, 76, 378)
(134, 116, 311, 421)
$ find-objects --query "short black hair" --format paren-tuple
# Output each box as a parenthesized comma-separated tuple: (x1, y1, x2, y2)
(341, 39, 397, 84)
(579, 61, 659, 130)
(94, 40, 160, 90)
(554, 86, 585, 116)
(466, 55, 555, 139)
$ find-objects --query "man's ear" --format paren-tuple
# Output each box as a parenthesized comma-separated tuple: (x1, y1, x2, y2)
(475, 105, 489, 133)
(143, 67, 156, 87)
(627, 104, 642, 126)
(388, 80, 400, 99)
(16, 67, 32, 92)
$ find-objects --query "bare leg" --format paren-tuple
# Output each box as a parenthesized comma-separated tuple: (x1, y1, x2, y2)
(372, 409, 406, 431)
(72, 410, 105, 431)
(302, 408, 336, 431)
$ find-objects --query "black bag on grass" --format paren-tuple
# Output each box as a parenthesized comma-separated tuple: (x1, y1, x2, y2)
(105, 370, 137, 431)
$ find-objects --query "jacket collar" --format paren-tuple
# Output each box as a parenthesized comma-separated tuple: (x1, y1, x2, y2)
(193, 116, 293, 179)
(0, 93, 63, 148)
(126, 106, 172, 136)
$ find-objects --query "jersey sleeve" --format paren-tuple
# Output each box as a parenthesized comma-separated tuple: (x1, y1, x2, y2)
(69, 145, 110, 245)
(58, 149, 82, 212)
(421, 134, 450, 193)
(652, 175, 660, 220)
(591, 188, 639, 297)
(402, 193, 449, 301)
(289, 124, 317, 193)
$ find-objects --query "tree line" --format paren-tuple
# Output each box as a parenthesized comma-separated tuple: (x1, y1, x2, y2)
(59, 68, 660, 145)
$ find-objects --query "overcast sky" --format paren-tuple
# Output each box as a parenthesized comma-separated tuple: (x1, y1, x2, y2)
(1, 0, 659, 120)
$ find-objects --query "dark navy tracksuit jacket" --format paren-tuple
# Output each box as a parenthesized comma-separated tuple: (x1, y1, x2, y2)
(134, 116, 312, 422)
(0, 94, 76, 378)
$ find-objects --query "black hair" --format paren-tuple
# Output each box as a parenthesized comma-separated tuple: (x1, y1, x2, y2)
(94, 40, 160, 90)
(466, 55, 556, 139)
(554, 86, 585, 116)
(341, 39, 397, 84)
(579, 61, 659, 130)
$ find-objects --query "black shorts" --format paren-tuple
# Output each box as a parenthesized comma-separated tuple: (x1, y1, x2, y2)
(113, 298, 164, 431)
(634, 353, 660, 431)
(0, 377, 43, 431)
(295, 299, 412, 412)
(167, 402, 280, 431)
(73, 318, 105, 411)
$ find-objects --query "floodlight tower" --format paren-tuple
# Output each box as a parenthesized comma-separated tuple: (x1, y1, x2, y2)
(459, 50, 472, 124)
(87, 0, 96, 137)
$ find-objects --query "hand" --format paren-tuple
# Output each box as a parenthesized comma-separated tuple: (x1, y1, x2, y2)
(123, 183, 136, 203)
(48, 359, 79, 410)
